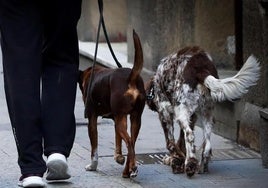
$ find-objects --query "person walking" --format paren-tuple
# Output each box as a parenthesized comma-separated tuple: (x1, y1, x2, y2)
(0, 0, 82, 187)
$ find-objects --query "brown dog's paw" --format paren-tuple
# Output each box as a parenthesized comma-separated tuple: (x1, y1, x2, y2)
(85, 160, 98, 171)
(122, 166, 138, 178)
(114, 154, 125, 165)
(171, 157, 185, 174)
(185, 158, 199, 177)
(130, 166, 138, 178)
(122, 169, 130, 178)
(122, 173, 129, 178)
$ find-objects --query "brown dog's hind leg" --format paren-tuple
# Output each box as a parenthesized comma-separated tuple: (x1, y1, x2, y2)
(114, 131, 125, 165)
(129, 111, 143, 178)
(114, 115, 137, 178)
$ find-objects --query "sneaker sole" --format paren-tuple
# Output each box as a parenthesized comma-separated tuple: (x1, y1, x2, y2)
(46, 159, 70, 181)
(18, 176, 46, 187)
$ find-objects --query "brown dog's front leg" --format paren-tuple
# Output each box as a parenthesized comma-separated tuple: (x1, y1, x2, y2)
(85, 114, 98, 171)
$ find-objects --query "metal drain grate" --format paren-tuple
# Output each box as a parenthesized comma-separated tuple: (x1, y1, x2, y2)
(136, 148, 261, 165)
(136, 153, 167, 165)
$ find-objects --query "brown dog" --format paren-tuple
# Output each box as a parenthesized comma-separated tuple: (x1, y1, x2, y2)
(78, 30, 145, 178)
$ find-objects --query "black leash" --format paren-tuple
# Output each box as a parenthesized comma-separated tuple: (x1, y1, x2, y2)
(98, 0, 122, 68)
(84, 0, 122, 117)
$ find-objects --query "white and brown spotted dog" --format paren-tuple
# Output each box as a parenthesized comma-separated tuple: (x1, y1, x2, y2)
(146, 46, 260, 177)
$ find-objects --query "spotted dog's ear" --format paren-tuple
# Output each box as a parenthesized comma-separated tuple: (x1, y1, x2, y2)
(145, 78, 158, 112)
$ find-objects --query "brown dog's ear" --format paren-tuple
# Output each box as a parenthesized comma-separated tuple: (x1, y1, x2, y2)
(78, 70, 83, 83)
(78, 70, 84, 92)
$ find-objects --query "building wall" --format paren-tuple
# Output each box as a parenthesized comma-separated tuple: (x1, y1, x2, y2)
(236, 0, 268, 151)
(242, 0, 267, 107)
(194, 0, 235, 69)
(126, 0, 184, 71)
(211, 0, 268, 151)
(126, 0, 235, 70)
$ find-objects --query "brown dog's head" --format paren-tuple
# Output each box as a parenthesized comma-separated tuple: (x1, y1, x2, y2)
(78, 66, 107, 102)
(78, 66, 109, 118)
(145, 78, 158, 112)
(78, 68, 93, 103)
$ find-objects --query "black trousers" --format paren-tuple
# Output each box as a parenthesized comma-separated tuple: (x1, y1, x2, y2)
(0, 0, 82, 175)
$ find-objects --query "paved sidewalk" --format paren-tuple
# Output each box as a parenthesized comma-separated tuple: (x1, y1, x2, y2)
(1, 44, 268, 188)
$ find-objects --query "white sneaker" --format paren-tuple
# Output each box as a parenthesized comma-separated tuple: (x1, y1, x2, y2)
(46, 153, 71, 181)
(18, 175, 46, 187)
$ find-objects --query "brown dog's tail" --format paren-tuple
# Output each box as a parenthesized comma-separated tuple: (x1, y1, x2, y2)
(128, 30, 143, 87)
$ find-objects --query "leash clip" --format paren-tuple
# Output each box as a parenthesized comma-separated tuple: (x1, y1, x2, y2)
(147, 87, 155, 100)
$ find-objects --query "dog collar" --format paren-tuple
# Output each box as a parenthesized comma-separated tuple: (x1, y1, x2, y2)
(147, 85, 155, 100)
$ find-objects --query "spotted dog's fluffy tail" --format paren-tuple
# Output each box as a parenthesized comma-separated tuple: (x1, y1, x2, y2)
(204, 55, 261, 102)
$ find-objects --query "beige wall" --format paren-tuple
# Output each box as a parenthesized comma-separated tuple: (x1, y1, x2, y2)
(78, 0, 127, 42)
(194, 0, 235, 69)
(127, 0, 236, 70)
